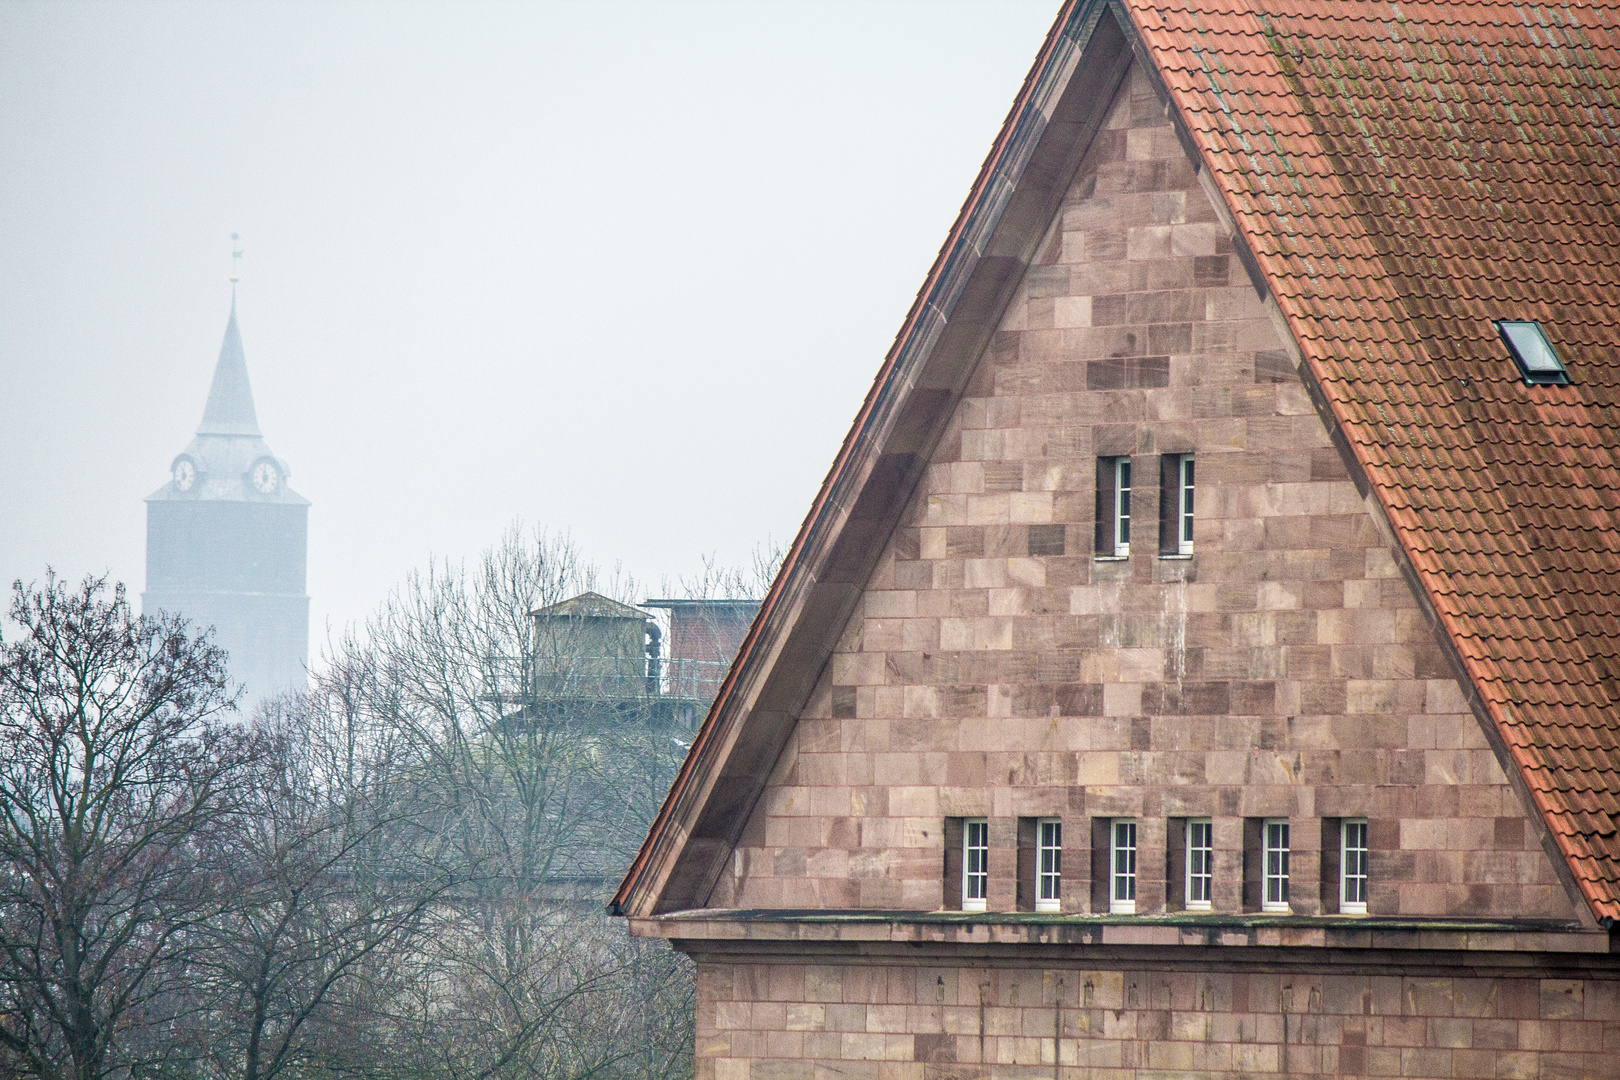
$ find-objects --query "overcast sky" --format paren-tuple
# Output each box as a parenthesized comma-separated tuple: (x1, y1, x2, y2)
(0, 0, 1056, 653)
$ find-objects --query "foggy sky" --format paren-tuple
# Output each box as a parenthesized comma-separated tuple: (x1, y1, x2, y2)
(0, 0, 1056, 650)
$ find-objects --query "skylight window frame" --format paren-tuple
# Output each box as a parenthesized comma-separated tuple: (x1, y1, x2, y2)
(1495, 320, 1571, 386)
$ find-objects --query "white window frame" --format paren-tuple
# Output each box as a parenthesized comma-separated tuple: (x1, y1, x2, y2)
(1185, 818, 1213, 911)
(1262, 819, 1290, 912)
(1341, 819, 1368, 915)
(1036, 818, 1061, 912)
(1176, 454, 1195, 555)
(1110, 819, 1137, 914)
(1113, 458, 1132, 556)
(963, 818, 988, 912)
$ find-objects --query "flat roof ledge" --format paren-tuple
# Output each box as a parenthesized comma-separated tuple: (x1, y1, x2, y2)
(628, 909, 1612, 957)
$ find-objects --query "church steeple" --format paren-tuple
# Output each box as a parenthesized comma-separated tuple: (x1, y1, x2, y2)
(144, 261, 310, 712)
(196, 296, 263, 437)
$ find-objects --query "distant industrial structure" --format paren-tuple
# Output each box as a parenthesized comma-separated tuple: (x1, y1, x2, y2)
(517, 592, 757, 729)
(144, 294, 309, 712)
(506, 591, 758, 903)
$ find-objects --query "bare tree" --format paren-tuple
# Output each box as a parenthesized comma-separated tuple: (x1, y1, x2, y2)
(0, 536, 767, 1080)
(196, 679, 449, 1080)
(317, 527, 694, 1080)
(660, 543, 783, 607)
(0, 573, 248, 1080)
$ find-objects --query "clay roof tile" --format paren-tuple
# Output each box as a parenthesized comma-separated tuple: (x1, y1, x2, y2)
(1125, 0, 1620, 919)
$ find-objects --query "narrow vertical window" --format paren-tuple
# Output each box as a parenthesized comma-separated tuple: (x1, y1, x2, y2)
(1158, 453, 1195, 557)
(1037, 818, 1062, 912)
(1111, 819, 1137, 914)
(1177, 455, 1195, 554)
(1115, 458, 1132, 556)
(1341, 819, 1368, 914)
(1186, 818, 1213, 910)
(963, 818, 988, 912)
(1263, 819, 1290, 912)
(1096, 457, 1132, 558)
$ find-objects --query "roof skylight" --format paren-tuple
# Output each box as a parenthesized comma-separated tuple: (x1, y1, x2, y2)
(1496, 320, 1570, 385)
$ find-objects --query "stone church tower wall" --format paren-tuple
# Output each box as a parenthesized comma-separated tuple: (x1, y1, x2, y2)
(144, 298, 309, 710)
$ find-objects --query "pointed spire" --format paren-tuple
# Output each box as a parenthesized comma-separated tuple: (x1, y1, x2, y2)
(197, 293, 263, 437)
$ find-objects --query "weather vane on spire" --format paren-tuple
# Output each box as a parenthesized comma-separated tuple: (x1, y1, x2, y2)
(230, 233, 244, 285)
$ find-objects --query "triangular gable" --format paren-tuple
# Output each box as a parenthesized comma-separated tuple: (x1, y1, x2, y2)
(613, 0, 1620, 922)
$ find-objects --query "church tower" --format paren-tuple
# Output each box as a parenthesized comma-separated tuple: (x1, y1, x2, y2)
(144, 293, 309, 710)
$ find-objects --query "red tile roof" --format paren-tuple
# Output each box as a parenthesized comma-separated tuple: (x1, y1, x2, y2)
(1126, 0, 1620, 917)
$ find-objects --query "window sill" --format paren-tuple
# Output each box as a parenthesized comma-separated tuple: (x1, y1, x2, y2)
(1110, 902, 1137, 915)
(1094, 555, 1129, 563)
(961, 900, 987, 914)
(1261, 904, 1291, 914)
(1339, 904, 1368, 916)
(1159, 553, 1193, 561)
(1035, 899, 1061, 914)
(1184, 901, 1213, 912)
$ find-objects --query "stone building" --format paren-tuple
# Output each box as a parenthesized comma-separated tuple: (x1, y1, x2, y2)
(614, 1, 1620, 1077)
(145, 297, 309, 710)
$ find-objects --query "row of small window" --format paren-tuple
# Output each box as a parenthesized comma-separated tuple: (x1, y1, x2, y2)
(947, 817, 1370, 915)
(1096, 453, 1194, 559)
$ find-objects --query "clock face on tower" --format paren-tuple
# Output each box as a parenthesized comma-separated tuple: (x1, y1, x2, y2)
(172, 457, 196, 492)
(251, 460, 280, 495)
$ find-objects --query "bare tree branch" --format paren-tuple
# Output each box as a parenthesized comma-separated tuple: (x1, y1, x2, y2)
(0, 572, 246, 1080)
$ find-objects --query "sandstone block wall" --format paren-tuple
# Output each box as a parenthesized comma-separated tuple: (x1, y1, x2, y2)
(705, 61, 1573, 921)
(695, 960, 1620, 1080)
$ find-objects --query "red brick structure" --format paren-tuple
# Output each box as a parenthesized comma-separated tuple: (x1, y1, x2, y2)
(646, 599, 761, 704)
(614, 2, 1620, 1077)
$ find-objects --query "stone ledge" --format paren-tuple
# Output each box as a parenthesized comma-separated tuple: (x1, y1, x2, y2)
(630, 908, 1611, 955)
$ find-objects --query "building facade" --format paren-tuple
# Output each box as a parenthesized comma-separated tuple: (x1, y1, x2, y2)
(144, 298, 309, 711)
(615, 2, 1620, 1078)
